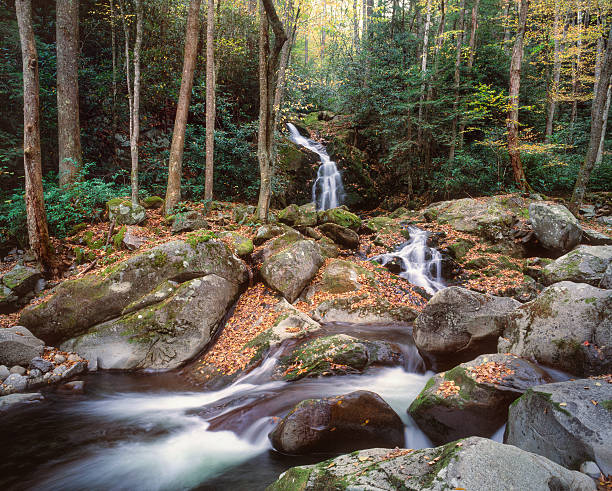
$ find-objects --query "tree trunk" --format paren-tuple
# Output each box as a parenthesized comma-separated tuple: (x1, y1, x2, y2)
(506, 0, 529, 191)
(130, 0, 143, 205)
(204, 0, 215, 201)
(417, 0, 432, 147)
(545, 1, 562, 139)
(571, 24, 612, 212)
(353, 0, 359, 53)
(110, 0, 118, 166)
(165, 0, 201, 214)
(448, 0, 466, 163)
(304, 34, 308, 64)
(56, 0, 82, 187)
(16, 0, 52, 269)
(595, 84, 611, 165)
(274, 1, 299, 128)
(458, 0, 479, 144)
(502, 0, 511, 54)
(570, 10, 583, 125)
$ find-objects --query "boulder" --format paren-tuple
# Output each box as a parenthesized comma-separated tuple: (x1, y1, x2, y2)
(269, 391, 404, 455)
(317, 223, 359, 249)
(601, 263, 612, 289)
(171, 211, 209, 233)
(278, 203, 318, 228)
(266, 437, 595, 491)
(107, 198, 146, 225)
(317, 208, 361, 231)
(413, 287, 520, 371)
(582, 228, 612, 246)
(541, 245, 612, 286)
(277, 334, 403, 381)
(498, 282, 611, 376)
(121, 226, 147, 250)
(261, 240, 323, 303)
(140, 196, 164, 209)
(0, 326, 44, 367)
(253, 224, 286, 245)
(232, 204, 256, 224)
(305, 259, 371, 296)
(218, 231, 253, 257)
(252, 229, 305, 266)
(505, 378, 612, 475)
(408, 353, 551, 445)
(20, 237, 248, 345)
(2, 265, 42, 297)
(314, 295, 418, 325)
(2, 373, 27, 394)
(446, 238, 475, 261)
(529, 202, 582, 252)
(362, 216, 401, 235)
(0, 365, 9, 381)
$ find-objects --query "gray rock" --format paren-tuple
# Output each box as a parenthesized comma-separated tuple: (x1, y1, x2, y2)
(10, 366, 26, 376)
(54, 354, 66, 364)
(317, 223, 359, 249)
(266, 437, 595, 491)
(0, 365, 9, 381)
(277, 203, 318, 228)
(314, 295, 418, 325)
(505, 378, 612, 475)
(1, 264, 42, 297)
(498, 282, 611, 376)
(529, 202, 582, 252)
(0, 285, 19, 313)
(20, 238, 248, 345)
(253, 224, 286, 246)
(269, 391, 404, 455)
(107, 198, 146, 225)
(28, 368, 42, 378)
(597, 216, 612, 226)
(409, 353, 551, 445)
(171, 211, 209, 233)
(122, 226, 147, 250)
(413, 287, 520, 371)
(62, 361, 86, 378)
(30, 357, 54, 373)
(541, 245, 612, 286)
(580, 461, 602, 480)
(601, 262, 612, 289)
(0, 392, 43, 412)
(261, 240, 323, 303)
(1, 373, 28, 394)
(582, 228, 612, 246)
(0, 326, 44, 367)
(58, 380, 85, 394)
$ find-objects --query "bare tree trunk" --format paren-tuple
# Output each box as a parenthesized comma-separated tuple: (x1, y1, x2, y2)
(458, 0, 479, 145)
(507, 0, 529, 191)
(204, 0, 215, 201)
(16, 0, 52, 269)
(570, 10, 583, 125)
(502, 0, 511, 54)
(545, 1, 562, 140)
(56, 0, 82, 187)
(596, 84, 611, 165)
(417, 0, 432, 146)
(165, 0, 201, 213)
(130, 0, 143, 205)
(362, 0, 367, 38)
(571, 24, 612, 212)
(110, 0, 118, 166)
(353, 0, 359, 53)
(448, 0, 466, 163)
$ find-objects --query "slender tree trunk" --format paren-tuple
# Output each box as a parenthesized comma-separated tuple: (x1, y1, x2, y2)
(545, 1, 562, 139)
(596, 84, 611, 165)
(16, 0, 52, 269)
(353, 0, 359, 53)
(571, 24, 612, 212)
(417, 0, 432, 146)
(570, 10, 583, 125)
(110, 0, 118, 166)
(130, 0, 143, 205)
(304, 35, 308, 64)
(274, 1, 299, 127)
(506, 0, 529, 191)
(502, 0, 511, 54)
(448, 0, 466, 163)
(118, 0, 133, 182)
(56, 0, 82, 187)
(458, 0, 479, 144)
(165, 0, 201, 213)
(204, 0, 215, 200)
(362, 0, 367, 38)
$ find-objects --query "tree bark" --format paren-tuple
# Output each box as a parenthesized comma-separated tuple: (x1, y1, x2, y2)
(417, 0, 432, 147)
(110, 0, 118, 166)
(571, 24, 612, 213)
(165, 0, 201, 213)
(274, 1, 299, 128)
(130, 0, 143, 205)
(16, 0, 52, 269)
(204, 0, 215, 201)
(458, 0, 479, 144)
(353, 0, 359, 53)
(570, 10, 583, 125)
(506, 0, 529, 191)
(448, 0, 466, 163)
(502, 0, 511, 54)
(595, 84, 611, 166)
(56, 0, 82, 187)
(545, 1, 562, 139)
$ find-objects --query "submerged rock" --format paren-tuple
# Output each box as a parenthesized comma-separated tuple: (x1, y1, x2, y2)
(529, 202, 582, 253)
(413, 287, 520, 371)
(408, 353, 550, 445)
(541, 245, 612, 286)
(505, 378, 612, 476)
(0, 392, 43, 413)
(266, 436, 595, 491)
(498, 282, 611, 376)
(269, 390, 404, 455)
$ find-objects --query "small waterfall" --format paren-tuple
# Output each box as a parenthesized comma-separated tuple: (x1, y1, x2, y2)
(286, 123, 345, 211)
(372, 226, 445, 295)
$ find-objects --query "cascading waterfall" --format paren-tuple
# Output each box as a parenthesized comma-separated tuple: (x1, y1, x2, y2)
(372, 226, 445, 295)
(286, 123, 344, 210)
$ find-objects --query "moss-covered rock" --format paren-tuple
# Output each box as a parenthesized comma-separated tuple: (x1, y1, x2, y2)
(278, 203, 318, 228)
(317, 208, 361, 231)
(541, 245, 612, 286)
(106, 198, 146, 225)
(140, 196, 164, 209)
(314, 295, 418, 325)
(447, 238, 475, 261)
(362, 216, 400, 234)
(218, 231, 254, 257)
(171, 210, 209, 234)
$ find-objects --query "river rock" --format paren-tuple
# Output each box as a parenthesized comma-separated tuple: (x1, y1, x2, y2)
(107, 198, 146, 225)
(317, 208, 361, 231)
(30, 357, 54, 373)
(277, 334, 403, 381)
(0, 392, 43, 412)
(0, 265, 42, 313)
(317, 223, 359, 249)
(408, 353, 550, 445)
(20, 237, 248, 345)
(10, 366, 26, 376)
(171, 211, 209, 233)
(413, 287, 520, 371)
(0, 326, 44, 367)
(601, 263, 612, 289)
(314, 295, 418, 325)
(582, 228, 612, 246)
(253, 224, 286, 245)
(266, 436, 595, 491)
(505, 378, 612, 475)
(529, 202, 582, 252)
(218, 231, 253, 257)
(261, 240, 323, 303)
(1, 373, 28, 394)
(541, 245, 612, 286)
(0, 365, 9, 381)
(269, 391, 404, 455)
(498, 282, 611, 376)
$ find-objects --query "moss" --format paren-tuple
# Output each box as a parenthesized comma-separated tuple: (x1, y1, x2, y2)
(530, 389, 572, 416)
(185, 230, 217, 249)
(584, 297, 597, 304)
(601, 400, 612, 411)
(266, 465, 313, 491)
(318, 208, 361, 230)
(141, 196, 164, 209)
(447, 239, 475, 260)
(106, 197, 127, 209)
(113, 225, 127, 249)
(69, 222, 88, 236)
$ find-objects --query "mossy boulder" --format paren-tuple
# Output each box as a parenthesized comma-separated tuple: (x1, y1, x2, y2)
(218, 231, 253, 257)
(253, 224, 287, 245)
(106, 198, 146, 225)
(362, 216, 400, 235)
(317, 208, 361, 231)
(447, 238, 475, 261)
(541, 245, 612, 286)
(0, 265, 42, 313)
(317, 223, 359, 249)
(278, 203, 318, 228)
(20, 239, 248, 345)
(266, 437, 595, 491)
(498, 281, 612, 376)
(171, 210, 209, 234)
(140, 196, 164, 210)
(408, 353, 550, 445)
(252, 229, 305, 266)
(529, 202, 582, 253)
(314, 295, 418, 325)
(232, 204, 256, 224)
(305, 259, 373, 297)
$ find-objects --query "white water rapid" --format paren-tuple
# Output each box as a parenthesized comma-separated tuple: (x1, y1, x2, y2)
(372, 226, 445, 295)
(286, 122, 344, 211)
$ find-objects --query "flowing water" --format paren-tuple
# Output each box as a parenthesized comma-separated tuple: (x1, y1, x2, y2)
(372, 226, 445, 295)
(0, 323, 433, 491)
(286, 123, 344, 211)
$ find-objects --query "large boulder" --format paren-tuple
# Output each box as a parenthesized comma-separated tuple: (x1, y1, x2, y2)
(106, 198, 146, 225)
(498, 282, 611, 376)
(305, 259, 371, 296)
(408, 353, 551, 445)
(505, 378, 612, 476)
(278, 203, 318, 228)
(218, 231, 253, 257)
(413, 287, 520, 371)
(317, 208, 361, 231)
(269, 391, 404, 455)
(601, 262, 612, 289)
(253, 224, 287, 246)
(317, 223, 359, 249)
(541, 245, 612, 286)
(261, 240, 323, 303)
(529, 202, 582, 253)
(170, 211, 209, 234)
(0, 265, 42, 313)
(20, 236, 248, 345)
(0, 326, 44, 367)
(266, 437, 595, 491)
(314, 295, 418, 325)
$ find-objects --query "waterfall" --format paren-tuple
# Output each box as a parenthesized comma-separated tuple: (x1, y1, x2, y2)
(286, 123, 345, 211)
(372, 226, 445, 295)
